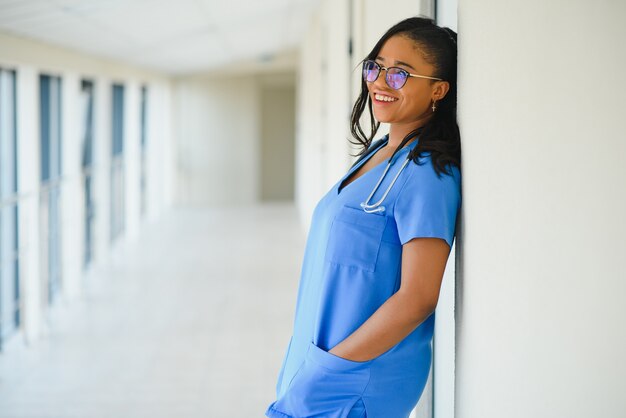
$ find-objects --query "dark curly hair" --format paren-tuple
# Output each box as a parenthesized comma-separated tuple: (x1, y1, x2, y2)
(349, 16, 460, 177)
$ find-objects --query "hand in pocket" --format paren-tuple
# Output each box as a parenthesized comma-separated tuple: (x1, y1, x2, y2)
(269, 341, 372, 417)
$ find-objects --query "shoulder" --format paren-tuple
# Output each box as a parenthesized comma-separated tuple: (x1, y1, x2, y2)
(403, 152, 461, 193)
(392, 152, 461, 247)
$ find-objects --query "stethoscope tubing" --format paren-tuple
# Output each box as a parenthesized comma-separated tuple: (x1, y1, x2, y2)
(360, 156, 411, 214)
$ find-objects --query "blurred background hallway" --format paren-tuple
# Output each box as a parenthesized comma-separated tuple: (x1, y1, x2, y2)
(0, 204, 304, 417)
(0, 1, 459, 416)
(1, 1, 625, 418)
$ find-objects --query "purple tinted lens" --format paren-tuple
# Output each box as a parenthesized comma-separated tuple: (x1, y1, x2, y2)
(386, 69, 407, 89)
(363, 61, 379, 82)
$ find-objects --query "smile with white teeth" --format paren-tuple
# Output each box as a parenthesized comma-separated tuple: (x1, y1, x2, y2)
(374, 93, 398, 102)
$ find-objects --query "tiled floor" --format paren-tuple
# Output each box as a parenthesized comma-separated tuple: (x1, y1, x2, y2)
(0, 204, 304, 418)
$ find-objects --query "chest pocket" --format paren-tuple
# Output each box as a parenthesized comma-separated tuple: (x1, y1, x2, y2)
(324, 205, 387, 272)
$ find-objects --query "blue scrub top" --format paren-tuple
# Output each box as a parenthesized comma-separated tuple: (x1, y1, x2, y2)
(265, 135, 461, 418)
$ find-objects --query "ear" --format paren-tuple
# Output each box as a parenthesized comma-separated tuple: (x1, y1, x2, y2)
(432, 81, 450, 101)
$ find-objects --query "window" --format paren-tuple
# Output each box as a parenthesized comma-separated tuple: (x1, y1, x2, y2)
(0, 68, 19, 349)
(39, 74, 63, 304)
(81, 79, 95, 269)
(110, 83, 125, 241)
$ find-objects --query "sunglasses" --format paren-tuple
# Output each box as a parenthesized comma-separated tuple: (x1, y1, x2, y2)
(362, 59, 442, 90)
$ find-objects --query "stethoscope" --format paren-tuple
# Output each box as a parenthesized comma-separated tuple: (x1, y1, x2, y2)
(359, 142, 412, 214)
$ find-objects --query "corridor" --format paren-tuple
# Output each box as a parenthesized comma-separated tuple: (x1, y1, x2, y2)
(0, 204, 304, 418)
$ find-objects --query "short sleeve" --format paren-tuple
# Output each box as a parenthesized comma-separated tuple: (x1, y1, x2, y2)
(393, 158, 461, 248)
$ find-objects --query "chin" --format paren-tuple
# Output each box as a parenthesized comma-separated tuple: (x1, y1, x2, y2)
(372, 113, 396, 124)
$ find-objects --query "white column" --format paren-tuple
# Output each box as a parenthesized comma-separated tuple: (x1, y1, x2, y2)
(321, 0, 352, 191)
(59, 71, 84, 301)
(432, 3, 458, 418)
(145, 83, 160, 221)
(91, 78, 112, 268)
(295, 7, 324, 229)
(124, 80, 141, 242)
(16, 65, 42, 343)
(141, 81, 174, 222)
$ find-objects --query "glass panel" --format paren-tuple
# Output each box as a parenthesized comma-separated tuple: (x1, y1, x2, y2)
(140, 85, 147, 149)
(81, 80, 95, 268)
(39, 74, 63, 305)
(112, 84, 124, 156)
(81, 80, 94, 168)
(84, 175, 94, 267)
(111, 84, 125, 241)
(40, 75, 50, 182)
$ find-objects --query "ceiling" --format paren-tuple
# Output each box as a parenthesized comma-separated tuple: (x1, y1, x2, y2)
(0, 0, 318, 75)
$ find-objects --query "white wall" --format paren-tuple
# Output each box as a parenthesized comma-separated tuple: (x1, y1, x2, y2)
(173, 75, 257, 206)
(0, 30, 174, 343)
(173, 72, 296, 206)
(260, 81, 296, 201)
(456, 1, 626, 417)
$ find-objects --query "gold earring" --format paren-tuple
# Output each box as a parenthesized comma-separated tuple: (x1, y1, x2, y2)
(431, 100, 437, 112)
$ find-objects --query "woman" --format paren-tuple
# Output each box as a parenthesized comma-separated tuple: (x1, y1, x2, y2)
(265, 16, 461, 418)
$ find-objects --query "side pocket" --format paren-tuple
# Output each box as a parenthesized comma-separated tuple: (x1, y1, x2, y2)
(270, 340, 372, 417)
(307, 339, 374, 371)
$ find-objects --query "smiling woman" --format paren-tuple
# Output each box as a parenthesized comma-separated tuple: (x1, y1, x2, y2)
(366, 35, 447, 128)
(265, 16, 461, 418)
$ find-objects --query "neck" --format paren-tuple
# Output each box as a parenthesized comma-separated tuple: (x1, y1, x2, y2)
(387, 115, 432, 148)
